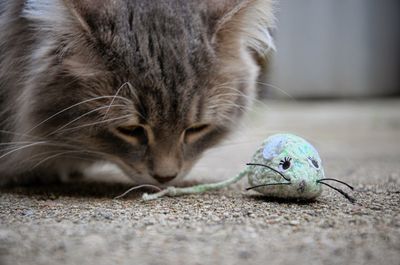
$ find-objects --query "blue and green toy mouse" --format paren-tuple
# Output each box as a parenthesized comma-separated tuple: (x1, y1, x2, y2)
(244, 133, 354, 202)
(118, 133, 355, 202)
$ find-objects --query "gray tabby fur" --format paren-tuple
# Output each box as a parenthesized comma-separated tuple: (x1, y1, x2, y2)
(0, 0, 274, 186)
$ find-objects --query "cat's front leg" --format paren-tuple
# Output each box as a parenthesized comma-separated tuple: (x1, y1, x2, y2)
(50, 159, 94, 183)
(1, 159, 92, 186)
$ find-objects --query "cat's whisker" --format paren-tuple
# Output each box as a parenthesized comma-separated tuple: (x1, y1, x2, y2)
(60, 155, 99, 163)
(211, 79, 295, 101)
(0, 140, 94, 156)
(29, 150, 66, 159)
(206, 93, 265, 128)
(0, 143, 56, 156)
(29, 153, 100, 168)
(214, 85, 272, 111)
(125, 82, 142, 106)
(208, 85, 269, 112)
(103, 81, 147, 121)
(208, 92, 252, 100)
(218, 80, 293, 99)
(47, 104, 126, 136)
(0, 129, 41, 139)
(56, 115, 133, 133)
(208, 103, 250, 112)
(20, 146, 104, 171)
(208, 96, 249, 104)
(24, 95, 131, 135)
(0, 143, 45, 153)
(21, 150, 68, 167)
(0, 130, 50, 146)
(211, 112, 246, 129)
(253, 81, 296, 100)
(209, 81, 294, 115)
(103, 82, 132, 120)
(0, 141, 37, 147)
(208, 103, 249, 112)
(31, 150, 101, 170)
(0, 141, 48, 160)
(207, 94, 252, 108)
(214, 113, 250, 130)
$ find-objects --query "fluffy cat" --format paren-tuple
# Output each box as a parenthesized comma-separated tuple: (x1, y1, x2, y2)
(0, 0, 275, 186)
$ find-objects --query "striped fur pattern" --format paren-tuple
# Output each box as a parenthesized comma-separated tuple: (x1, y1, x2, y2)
(0, 0, 274, 186)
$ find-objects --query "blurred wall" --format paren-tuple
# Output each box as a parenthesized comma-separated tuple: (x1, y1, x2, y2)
(265, 0, 400, 98)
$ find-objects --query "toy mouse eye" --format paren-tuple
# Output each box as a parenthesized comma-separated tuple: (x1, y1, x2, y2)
(279, 157, 292, 171)
(308, 157, 320, 169)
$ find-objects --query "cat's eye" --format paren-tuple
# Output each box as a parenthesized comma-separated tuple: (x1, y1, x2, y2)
(184, 124, 211, 144)
(116, 125, 148, 145)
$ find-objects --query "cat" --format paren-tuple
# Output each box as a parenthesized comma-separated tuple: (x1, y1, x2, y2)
(0, 0, 275, 186)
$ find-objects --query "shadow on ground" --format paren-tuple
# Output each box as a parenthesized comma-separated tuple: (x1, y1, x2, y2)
(0, 181, 145, 199)
(0, 181, 327, 205)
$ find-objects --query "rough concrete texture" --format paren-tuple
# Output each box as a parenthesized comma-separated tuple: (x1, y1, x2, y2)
(1, 100, 399, 265)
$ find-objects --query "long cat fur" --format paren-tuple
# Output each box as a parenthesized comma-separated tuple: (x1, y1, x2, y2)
(0, 0, 275, 186)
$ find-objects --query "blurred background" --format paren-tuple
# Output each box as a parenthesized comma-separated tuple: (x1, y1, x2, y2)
(188, 0, 400, 183)
(261, 0, 400, 99)
(97, 0, 400, 184)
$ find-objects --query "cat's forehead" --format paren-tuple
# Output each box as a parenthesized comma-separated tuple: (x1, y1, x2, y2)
(68, 1, 251, 129)
(82, 1, 214, 77)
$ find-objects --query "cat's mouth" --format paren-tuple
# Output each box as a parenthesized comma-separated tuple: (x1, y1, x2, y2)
(109, 155, 195, 186)
(152, 175, 177, 184)
(118, 164, 183, 186)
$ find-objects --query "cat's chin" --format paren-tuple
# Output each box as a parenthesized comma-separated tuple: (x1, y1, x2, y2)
(124, 172, 190, 187)
(111, 160, 195, 187)
(128, 174, 184, 187)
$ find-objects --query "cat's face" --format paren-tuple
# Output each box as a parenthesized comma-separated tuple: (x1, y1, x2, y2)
(19, 0, 274, 185)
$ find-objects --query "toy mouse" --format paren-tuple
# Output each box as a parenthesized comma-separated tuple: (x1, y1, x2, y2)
(244, 133, 355, 202)
(116, 133, 355, 202)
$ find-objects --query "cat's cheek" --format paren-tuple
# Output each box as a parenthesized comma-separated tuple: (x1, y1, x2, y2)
(93, 130, 146, 158)
(87, 131, 154, 181)
(183, 127, 229, 157)
(110, 158, 155, 184)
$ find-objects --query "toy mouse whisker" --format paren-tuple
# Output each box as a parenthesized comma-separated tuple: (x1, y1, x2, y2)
(317, 178, 354, 190)
(246, 182, 292, 191)
(318, 181, 356, 203)
(246, 163, 291, 181)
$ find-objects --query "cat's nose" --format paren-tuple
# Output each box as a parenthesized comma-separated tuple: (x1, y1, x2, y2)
(153, 174, 177, 184)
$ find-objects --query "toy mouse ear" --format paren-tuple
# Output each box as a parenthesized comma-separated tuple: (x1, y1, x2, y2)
(262, 135, 286, 160)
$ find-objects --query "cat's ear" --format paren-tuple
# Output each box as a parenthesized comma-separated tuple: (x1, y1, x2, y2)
(208, 0, 276, 60)
(21, 0, 92, 34)
(22, 0, 107, 77)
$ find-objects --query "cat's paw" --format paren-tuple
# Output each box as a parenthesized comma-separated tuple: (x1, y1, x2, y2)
(58, 170, 85, 183)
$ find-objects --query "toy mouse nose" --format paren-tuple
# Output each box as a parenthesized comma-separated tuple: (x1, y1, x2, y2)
(297, 180, 306, 193)
(153, 174, 177, 184)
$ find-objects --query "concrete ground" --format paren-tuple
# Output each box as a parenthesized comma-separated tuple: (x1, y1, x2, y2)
(1, 99, 399, 265)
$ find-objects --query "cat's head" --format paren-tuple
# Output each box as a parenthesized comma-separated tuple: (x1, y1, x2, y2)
(20, 0, 275, 185)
